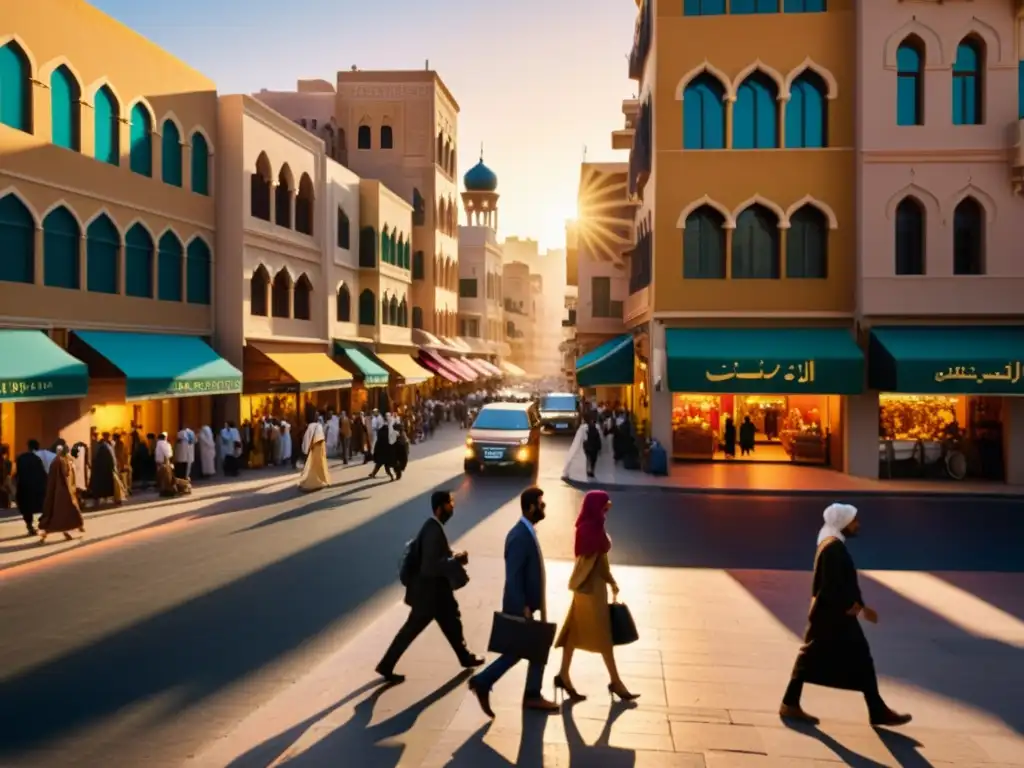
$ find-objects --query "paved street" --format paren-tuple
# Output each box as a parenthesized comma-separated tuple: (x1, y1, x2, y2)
(0, 426, 1022, 767)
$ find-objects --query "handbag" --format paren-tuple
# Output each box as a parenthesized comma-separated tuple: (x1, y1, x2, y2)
(609, 602, 639, 646)
(486, 612, 556, 664)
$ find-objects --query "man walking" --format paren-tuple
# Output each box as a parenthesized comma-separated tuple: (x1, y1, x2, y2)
(375, 490, 484, 683)
(469, 487, 559, 716)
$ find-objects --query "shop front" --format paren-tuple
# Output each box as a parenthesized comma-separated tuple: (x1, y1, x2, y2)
(70, 331, 242, 439)
(242, 342, 353, 424)
(0, 330, 89, 452)
(375, 353, 433, 406)
(664, 327, 864, 468)
(418, 348, 465, 388)
(438, 354, 479, 385)
(869, 326, 1024, 482)
(333, 341, 389, 412)
(575, 334, 635, 406)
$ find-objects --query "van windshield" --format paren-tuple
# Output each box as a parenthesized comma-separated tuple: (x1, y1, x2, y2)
(540, 395, 576, 412)
(473, 409, 530, 430)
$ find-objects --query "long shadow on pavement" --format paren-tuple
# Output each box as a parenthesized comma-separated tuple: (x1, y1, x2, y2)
(931, 571, 1024, 622)
(0, 472, 523, 761)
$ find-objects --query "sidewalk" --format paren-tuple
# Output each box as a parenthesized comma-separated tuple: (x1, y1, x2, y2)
(189, 555, 1024, 766)
(562, 448, 1024, 499)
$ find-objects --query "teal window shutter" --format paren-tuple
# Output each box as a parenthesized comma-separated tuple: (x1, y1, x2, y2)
(86, 214, 119, 293)
(191, 132, 210, 195)
(683, 207, 726, 279)
(952, 39, 983, 125)
(785, 71, 827, 148)
(732, 205, 780, 278)
(0, 42, 31, 133)
(161, 120, 183, 187)
(130, 103, 153, 176)
(50, 66, 81, 151)
(186, 238, 212, 304)
(125, 224, 154, 297)
(43, 206, 80, 289)
(734, 73, 778, 148)
(683, 73, 725, 149)
(786, 206, 828, 278)
(93, 86, 120, 165)
(157, 231, 183, 301)
(0, 193, 35, 283)
(896, 41, 924, 126)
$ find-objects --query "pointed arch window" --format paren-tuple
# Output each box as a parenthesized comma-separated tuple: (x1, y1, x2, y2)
(296, 173, 314, 235)
(894, 198, 925, 276)
(785, 71, 827, 148)
(684, 0, 725, 14)
(389, 295, 399, 326)
(336, 283, 351, 322)
(250, 266, 270, 316)
(275, 167, 293, 228)
(683, 206, 726, 279)
(161, 120, 183, 187)
(0, 42, 31, 132)
(412, 306, 424, 329)
(251, 153, 272, 221)
(191, 132, 210, 195)
(357, 124, 371, 149)
(412, 188, 425, 226)
(413, 250, 425, 279)
(186, 238, 212, 305)
(293, 274, 312, 320)
(129, 103, 153, 177)
(271, 269, 292, 318)
(50, 66, 81, 151)
(359, 289, 376, 325)
(86, 214, 119, 294)
(786, 205, 828, 278)
(683, 73, 726, 149)
(125, 224, 154, 298)
(734, 72, 778, 148)
(94, 86, 120, 165)
(953, 197, 985, 275)
(732, 204, 780, 278)
(398, 297, 408, 327)
(952, 38, 984, 126)
(0, 194, 35, 283)
(381, 124, 394, 149)
(896, 38, 924, 126)
(157, 231, 183, 301)
(337, 207, 351, 248)
(381, 294, 390, 325)
(42, 206, 80, 289)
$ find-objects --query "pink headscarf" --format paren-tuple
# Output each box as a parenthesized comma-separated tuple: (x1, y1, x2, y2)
(574, 490, 612, 557)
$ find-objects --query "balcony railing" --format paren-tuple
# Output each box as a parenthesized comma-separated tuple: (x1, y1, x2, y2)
(592, 301, 624, 320)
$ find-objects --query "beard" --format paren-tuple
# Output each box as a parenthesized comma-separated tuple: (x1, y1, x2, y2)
(531, 508, 546, 524)
(438, 508, 454, 524)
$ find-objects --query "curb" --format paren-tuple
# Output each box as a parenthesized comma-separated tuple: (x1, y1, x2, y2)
(560, 477, 1024, 501)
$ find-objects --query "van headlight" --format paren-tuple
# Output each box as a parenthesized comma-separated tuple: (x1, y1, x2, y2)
(515, 447, 530, 462)
(518, 437, 529, 445)
(465, 436, 474, 446)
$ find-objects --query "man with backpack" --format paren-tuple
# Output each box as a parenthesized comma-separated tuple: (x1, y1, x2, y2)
(375, 490, 484, 684)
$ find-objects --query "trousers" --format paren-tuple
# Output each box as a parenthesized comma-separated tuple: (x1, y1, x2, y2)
(378, 590, 470, 671)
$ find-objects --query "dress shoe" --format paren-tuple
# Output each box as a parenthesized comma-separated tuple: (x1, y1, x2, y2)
(779, 704, 820, 724)
(870, 709, 912, 727)
(468, 678, 495, 718)
(522, 695, 559, 712)
(374, 664, 405, 685)
(460, 654, 485, 668)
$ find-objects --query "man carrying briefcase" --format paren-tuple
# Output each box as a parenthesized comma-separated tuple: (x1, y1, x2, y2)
(469, 487, 559, 715)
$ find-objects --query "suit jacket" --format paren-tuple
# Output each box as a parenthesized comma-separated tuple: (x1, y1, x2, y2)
(501, 520, 546, 621)
(406, 517, 462, 608)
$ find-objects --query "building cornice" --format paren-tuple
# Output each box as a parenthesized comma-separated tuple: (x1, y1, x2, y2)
(862, 148, 1006, 164)
(234, 94, 326, 155)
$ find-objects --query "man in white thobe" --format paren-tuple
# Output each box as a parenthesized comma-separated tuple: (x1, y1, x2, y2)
(326, 413, 340, 458)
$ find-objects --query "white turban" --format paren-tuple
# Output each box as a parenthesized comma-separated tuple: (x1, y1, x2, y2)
(818, 503, 858, 545)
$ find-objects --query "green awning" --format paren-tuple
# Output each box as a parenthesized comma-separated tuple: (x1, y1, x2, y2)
(0, 330, 88, 402)
(73, 331, 241, 400)
(576, 334, 634, 387)
(666, 327, 864, 394)
(870, 326, 1024, 394)
(333, 342, 389, 387)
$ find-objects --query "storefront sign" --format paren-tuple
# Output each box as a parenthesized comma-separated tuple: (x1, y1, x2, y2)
(169, 378, 242, 395)
(705, 361, 816, 384)
(0, 378, 57, 399)
(933, 362, 1022, 386)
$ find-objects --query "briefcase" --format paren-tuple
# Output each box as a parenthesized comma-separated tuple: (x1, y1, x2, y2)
(609, 602, 639, 646)
(487, 612, 556, 665)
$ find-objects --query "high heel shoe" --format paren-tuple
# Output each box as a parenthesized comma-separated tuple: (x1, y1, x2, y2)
(553, 675, 586, 702)
(608, 682, 640, 702)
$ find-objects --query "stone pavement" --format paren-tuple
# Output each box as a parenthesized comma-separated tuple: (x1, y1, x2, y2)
(189, 555, 1024, 767)
(560, 442, 1024, 498)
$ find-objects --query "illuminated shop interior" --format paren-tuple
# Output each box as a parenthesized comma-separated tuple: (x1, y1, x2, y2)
(90, 396, 212, 438)
(671, 393, 840, 465)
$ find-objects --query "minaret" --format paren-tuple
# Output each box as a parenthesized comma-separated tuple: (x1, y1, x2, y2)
(461, 144, 500, 229)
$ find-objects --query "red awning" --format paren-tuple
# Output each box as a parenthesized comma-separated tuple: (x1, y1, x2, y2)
(460, 357, 495, 377)
(418, 349, 463, 382)
(439, 354, 478, 382)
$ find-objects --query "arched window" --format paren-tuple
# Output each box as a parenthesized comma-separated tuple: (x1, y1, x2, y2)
(412, 306, 424, 329)
(412, 188, 425, 226)
(0, 42, 32, 133)
(785, 71, 827, 148)
(86, 214, 119, 294)
(337, 207, 350, 249)
(296, 173, 314, 235)
(734, 72, 778, 149)
(380, 226, 391, 264)
(732, 204, 780, 278)
(275, 166, 293, 228)
(398, 297, 408, 326)
(94, 86, 120, 165)
(161, 119, 182, 187)
(251, 152, 272, 220)
(50, 66, 81, 151)
(449, 146, 458, 176)
(381, 124, 394, 149)
(397, 234, 406, 268)
(42, 206, 80, 289)
(953, 197, 984, 275)
(436, 132, 444, 164)
(293, 274, 312, 320)
(191, 132, 210, 195)
(380, 294, 390, 325)
(359, 289, 376, 325)
(683, 73, 726, 149)
(271, 268, 291, 318)
(683, 206, 726, 278)
(0, 194, 35, 283)
(412, 250, 424, 279)
(786, 205, 828, 278)
(124, 223, 154, 298)
(437, 198, 447, 233)
(357, 124, 371, 149)
(336, 283, 351, 322)
(250, 265, 269, 315)
(953, 38, 983, 125)
(389, 295, 399, 326)
(129, 103, 153, 176)
(404, 240, 411, 270)
(186, 238, 211, 305)
(896, 38, 924, 126)
(157, 231, 183, 301)
(359, 226, 376, 267)
(894, 197, 925, 276)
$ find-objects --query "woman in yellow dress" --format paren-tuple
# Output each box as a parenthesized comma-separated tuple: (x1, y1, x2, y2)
(554, 490, 638, 702)
(298, 420, 330, 492)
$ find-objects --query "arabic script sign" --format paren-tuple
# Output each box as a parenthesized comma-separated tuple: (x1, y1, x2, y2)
(0, 379, 57, 399)
(169, 378, 241, 394)
(706, 360, 816, 384)
(933, 362, 1022, 385)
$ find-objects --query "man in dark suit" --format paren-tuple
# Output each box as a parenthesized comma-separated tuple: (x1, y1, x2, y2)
(469, 487, 559, 715)
(375, 489, 484, 684)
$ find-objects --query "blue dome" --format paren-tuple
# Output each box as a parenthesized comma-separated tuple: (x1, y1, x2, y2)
(464, 160, 498, 192)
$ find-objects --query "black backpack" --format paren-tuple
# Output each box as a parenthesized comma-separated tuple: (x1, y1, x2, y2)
(398, 535, 420, 587)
